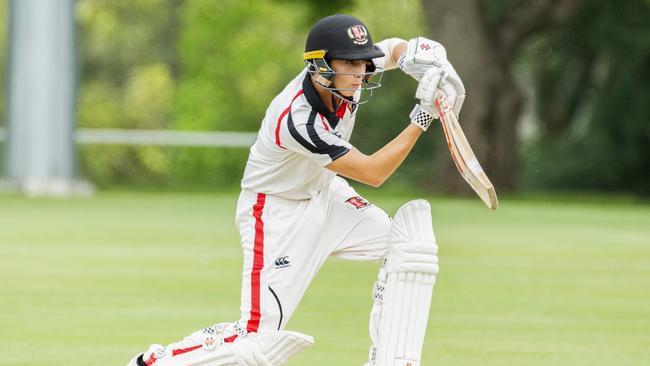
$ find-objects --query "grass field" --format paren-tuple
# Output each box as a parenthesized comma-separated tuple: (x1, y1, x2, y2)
(1, 190, 649, 366)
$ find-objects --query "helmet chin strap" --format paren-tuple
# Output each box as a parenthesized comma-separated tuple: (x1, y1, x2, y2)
(307, 60, 380, 106)
(311, 74, 354, 108)
(313, 72, 332, 88)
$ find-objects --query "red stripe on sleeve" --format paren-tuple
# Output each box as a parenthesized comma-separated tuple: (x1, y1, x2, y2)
(247, 193, 266, 333)
(275, 90, 304, 148)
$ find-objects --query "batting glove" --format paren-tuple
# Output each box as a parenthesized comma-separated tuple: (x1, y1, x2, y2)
(402, 37, 466, 118)
(398, 37, 447, 81)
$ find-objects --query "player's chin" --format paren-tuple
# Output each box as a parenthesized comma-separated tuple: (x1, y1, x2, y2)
(340, 87, 359, 97)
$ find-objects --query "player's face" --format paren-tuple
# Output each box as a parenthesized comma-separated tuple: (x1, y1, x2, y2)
(330, 59, 367, 97)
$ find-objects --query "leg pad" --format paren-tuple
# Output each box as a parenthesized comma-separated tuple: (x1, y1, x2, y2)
(368, 200, 438, 366)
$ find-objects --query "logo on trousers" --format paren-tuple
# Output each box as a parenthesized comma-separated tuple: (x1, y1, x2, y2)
(274, 256, 290, 269)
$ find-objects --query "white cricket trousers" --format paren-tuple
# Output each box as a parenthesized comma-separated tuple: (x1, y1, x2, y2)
(235, 176, 391, 334)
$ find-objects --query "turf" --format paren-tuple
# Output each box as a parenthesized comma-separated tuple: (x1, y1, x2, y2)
(1, 191, 649, 366)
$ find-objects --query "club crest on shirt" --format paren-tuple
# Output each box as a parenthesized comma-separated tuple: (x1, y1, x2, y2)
(347, 25, 368, 45)
(346, 196, 371, 209)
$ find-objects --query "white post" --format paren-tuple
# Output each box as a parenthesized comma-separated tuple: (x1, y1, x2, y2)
(4, 0, 92, 196)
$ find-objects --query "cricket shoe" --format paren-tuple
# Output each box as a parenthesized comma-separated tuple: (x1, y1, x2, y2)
(126, 322, 247, 366)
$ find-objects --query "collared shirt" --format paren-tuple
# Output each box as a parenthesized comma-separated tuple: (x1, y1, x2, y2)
(240, 68, 358, 200)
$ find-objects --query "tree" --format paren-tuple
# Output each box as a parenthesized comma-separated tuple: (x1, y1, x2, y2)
(420, 0, 582, 194)
(521, 0, 650, 195)
(76, 0, 182, 186)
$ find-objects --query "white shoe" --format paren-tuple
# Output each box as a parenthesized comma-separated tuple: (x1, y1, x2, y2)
(125, 323, 245, 366)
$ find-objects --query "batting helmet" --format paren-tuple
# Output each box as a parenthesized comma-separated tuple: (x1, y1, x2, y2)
(303, 14, 385, 104)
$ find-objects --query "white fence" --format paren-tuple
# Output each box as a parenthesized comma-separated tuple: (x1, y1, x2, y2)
(0, 127, 257, 147)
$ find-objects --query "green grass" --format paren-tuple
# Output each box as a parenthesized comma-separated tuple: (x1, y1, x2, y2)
(1, 191, 649, 366)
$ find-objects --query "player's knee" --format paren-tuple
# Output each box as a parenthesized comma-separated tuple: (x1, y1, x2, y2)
(387, 199, 438, 273)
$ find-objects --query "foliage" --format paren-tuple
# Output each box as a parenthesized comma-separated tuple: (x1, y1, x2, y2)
(274, 0, 355, 25)
(73, 0, 429, 189)
(76, 0, 181, 186)
(59, 0, 650, 194)
(348, 0, 434, 188)
(169, 0, 428, 189)
(520, 0, 650, 195)
(170, 0, 310, 188)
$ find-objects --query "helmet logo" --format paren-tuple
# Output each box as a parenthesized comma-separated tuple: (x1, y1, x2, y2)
(347, 25, 368, 45)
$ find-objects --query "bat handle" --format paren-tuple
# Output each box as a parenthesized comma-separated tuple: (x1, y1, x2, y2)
(434, 90, 452, 114)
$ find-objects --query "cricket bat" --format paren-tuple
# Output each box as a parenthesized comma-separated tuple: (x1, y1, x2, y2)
(433, 90, 499, 210)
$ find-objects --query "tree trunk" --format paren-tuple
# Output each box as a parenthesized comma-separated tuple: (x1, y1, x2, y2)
(421, 0, 582, 194)
(422, 0, 522, 194)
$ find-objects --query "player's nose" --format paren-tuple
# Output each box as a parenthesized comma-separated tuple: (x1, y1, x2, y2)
(352, 62, 366, 76)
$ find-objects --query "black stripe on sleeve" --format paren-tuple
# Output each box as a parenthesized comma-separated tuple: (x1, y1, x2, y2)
(287, 109, 319, 153)
(287, 109, 350, 160)
(305, 111, 350, 160)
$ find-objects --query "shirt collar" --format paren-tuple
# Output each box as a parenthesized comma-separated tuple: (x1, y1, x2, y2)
(302, 72, 346, 128)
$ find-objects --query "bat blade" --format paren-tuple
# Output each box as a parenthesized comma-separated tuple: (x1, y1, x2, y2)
(434, 91, 499, 210)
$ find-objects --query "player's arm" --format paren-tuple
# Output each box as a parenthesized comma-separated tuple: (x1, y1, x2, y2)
(327, 123, 423, 187)
(374, 38, 408, 70)
(330, 36, 467, 187)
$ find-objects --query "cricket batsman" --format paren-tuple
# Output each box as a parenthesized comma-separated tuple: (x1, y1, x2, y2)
(127, 14, 465, 366)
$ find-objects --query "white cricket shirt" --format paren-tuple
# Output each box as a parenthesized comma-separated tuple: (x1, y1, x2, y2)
(240, 68, 360, 200)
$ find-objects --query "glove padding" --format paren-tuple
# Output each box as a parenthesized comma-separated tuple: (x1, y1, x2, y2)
(403, 37, 465, 118)
(398, 37, 447, 82)
(415, 63, 465, 118)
